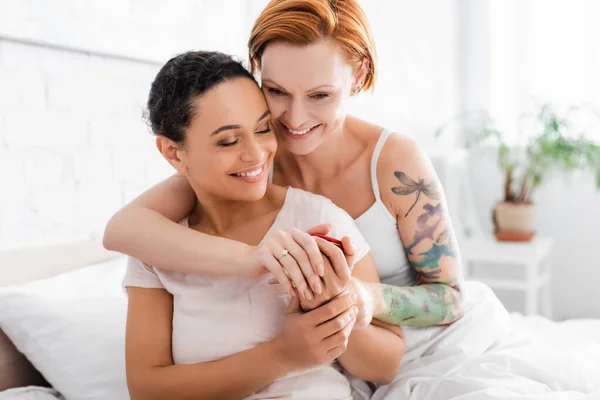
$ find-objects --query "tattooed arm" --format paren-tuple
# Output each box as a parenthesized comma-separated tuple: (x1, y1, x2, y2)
(370, 134, 464, 327)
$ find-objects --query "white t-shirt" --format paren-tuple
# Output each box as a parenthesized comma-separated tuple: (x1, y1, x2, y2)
(123, 187, 370, 400)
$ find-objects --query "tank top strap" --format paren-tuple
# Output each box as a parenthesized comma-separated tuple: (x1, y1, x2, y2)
(370, 128, 393, 201)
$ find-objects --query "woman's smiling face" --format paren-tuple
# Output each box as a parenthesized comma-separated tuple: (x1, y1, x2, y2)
(260, 40, 358, 155)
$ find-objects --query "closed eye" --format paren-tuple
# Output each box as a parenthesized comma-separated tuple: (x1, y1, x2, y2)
(266, 88, 286, 96)
(311, 93, 329, 100)
(256, 127, 271, 135)
(218, 140, 238, 147)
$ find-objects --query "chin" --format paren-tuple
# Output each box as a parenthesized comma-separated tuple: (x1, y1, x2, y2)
(281, 136, 322, 156)
(230, 185, 268, 202)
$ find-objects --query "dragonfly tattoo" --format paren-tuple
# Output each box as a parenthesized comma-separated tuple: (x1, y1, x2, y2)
(391, 171, 440, 217)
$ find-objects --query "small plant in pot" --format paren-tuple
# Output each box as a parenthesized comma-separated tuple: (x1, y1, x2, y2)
(437, 104, 600, 241)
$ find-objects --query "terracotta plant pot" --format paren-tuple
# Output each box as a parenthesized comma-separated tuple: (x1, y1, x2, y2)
(492, 202, 535, 241)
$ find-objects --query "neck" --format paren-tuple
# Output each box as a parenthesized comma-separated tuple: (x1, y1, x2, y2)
(189, 185, 279, 236)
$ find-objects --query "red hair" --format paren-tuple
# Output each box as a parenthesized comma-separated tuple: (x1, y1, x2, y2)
(248, 0, 377, 92)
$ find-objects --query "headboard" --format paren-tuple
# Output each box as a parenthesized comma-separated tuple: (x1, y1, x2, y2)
(0, 240, 119, 288)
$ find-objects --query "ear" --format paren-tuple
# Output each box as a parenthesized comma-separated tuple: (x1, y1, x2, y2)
(352, 58, 370, 95)
(156, 136, 187, 175)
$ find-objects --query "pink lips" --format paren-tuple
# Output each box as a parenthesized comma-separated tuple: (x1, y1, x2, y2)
(230, 165, 266, 183)
(281, 123, 322, 141)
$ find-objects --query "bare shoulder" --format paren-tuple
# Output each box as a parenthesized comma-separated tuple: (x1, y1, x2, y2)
(376, 133, 442, 219)
(345, 115, 385, 147)
(378, 133, 429, 168)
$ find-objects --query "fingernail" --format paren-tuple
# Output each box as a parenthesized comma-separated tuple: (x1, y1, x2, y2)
(314, 282, 322, 294)
(304, 289, 313, 300)
(351, 293, 357, 302)
(318, 264, 324, 277)
(352, 306, 358, 316)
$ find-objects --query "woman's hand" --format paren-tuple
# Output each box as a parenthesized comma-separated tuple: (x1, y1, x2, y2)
(273, 292, 358, 371)
(299, 236, 354, 311)
(247, 225, 356, 301)
(342, 278, 378, 330)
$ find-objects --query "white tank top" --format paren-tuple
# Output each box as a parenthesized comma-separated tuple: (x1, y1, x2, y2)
(270, 129, 417, 287)
(354, 129, 417, 287)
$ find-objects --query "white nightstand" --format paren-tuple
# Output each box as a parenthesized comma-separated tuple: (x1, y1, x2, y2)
(460, 237, 554, 317)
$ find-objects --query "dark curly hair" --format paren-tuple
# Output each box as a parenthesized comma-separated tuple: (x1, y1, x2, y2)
(147, 51, 258, 143)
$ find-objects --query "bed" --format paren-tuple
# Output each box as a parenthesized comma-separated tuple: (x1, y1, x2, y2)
(0, 241, 125, 399)
(0, 241, 599, 400)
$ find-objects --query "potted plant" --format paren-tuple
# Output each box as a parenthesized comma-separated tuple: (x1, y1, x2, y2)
(436, 104, 600, 241)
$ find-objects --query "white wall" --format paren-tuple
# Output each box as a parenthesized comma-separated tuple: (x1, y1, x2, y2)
(467, 149, 600, 320)
(0, 1, 460, 250)
(0, 0, 252, 250)
(461, 0, 600, 319)
(349, 1, 460, 149)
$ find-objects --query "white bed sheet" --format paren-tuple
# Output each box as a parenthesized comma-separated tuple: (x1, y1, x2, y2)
(371, 281, 600, 400)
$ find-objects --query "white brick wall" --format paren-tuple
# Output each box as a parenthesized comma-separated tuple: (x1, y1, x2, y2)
(0, 1, 460, 251)
(0, 40, 173, 249)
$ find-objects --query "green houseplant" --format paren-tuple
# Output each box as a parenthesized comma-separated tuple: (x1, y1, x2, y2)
(436, 104, 600, 240)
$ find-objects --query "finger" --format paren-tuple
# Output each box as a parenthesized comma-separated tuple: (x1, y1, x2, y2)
(287, 292, 302, 313)
(340, 236, 357, 271)
(291, 227, 326, 277)
(284, 230, 322, 294)
(341, 236, 355, 256)
(305, 223, 331, 236)
(322, 312, 356, 349)
(274, 245, 312, 300)
(326, 344, 347, 361)
(308, 292, 356, 326)
(262, 255, 295, 297)
(317, 305, 358, 338)
(314, 237, 351, 283)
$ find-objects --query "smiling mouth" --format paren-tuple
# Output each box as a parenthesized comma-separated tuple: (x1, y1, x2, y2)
(281, 122, 321, 136)
(230, 165, 264, 178)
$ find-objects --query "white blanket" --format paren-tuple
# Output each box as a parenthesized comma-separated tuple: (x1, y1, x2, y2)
(372, 281, 600, 400)
(0, 387, 64, 400)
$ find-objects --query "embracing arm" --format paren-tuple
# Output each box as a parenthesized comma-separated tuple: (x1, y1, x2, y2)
(104, 176, 327, 299)
(103, 175, 250, 274)
(126, 287, 289, 400)
(372, 134, 464, 327)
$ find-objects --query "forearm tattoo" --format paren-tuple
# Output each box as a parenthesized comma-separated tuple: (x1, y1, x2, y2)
(376, 283, 463, 326)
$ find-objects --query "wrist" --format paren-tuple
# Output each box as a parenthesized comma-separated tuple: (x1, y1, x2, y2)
(240, 244, 263, 278)
(267, 338, 294, 376)
(364, 282, 386, 316)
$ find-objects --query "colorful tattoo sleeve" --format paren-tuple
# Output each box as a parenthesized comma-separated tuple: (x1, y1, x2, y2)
(374, 283, 463, 326)
(380, 170, 465, 326)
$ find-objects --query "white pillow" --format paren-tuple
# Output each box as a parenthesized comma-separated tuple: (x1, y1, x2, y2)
(0, 257, 129, 400)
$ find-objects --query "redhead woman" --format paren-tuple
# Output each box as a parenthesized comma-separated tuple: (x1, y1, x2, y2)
(106, 0, 464, 333)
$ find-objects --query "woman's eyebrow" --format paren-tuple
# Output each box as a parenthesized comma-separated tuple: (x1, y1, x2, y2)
(211, 111, 270, 136)
(262, 79, 334, 93)
(211, 124, 241, 135)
